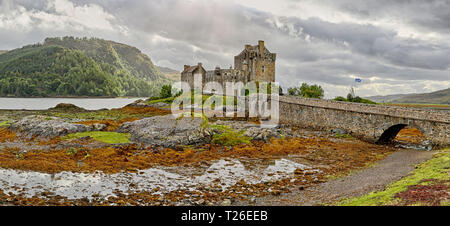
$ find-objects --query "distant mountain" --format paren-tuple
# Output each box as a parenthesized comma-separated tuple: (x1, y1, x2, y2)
(366, 88, 450, 105)
(0, 37, 170, 97)
(365, 94, 410, 103)
(157, 66, 180, 82)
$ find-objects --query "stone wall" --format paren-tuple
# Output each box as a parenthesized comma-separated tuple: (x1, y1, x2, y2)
(278, 96, 450, 147)
(204, 68, 248, 88)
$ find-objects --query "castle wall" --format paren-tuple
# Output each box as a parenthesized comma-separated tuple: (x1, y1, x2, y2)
(182, 41, 276, 89)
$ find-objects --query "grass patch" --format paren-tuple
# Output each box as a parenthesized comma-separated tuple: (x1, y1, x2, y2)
(211, 124, 251, 147)
(146, 96, 176, 104)
(48, 109, 132, 120)
(62, 131, 131, 144)
(0, 121, 11, 127)
(338, 149, 450, 206)
(334, 133, 352, 139)
(45, 105, 169, 121)
(148, 93, 238, 109)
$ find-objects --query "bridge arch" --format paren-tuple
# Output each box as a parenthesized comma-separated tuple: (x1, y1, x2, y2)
(377, 123, 426, 145)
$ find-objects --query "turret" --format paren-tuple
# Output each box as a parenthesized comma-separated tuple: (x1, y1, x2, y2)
(258, 40, 265, 54)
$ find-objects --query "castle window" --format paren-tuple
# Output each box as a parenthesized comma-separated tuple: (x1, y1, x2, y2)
(262, 66, 265, 73)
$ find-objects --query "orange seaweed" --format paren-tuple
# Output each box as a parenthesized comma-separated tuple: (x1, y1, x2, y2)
(395, 128, 427, 144)
(119, 106, 171, 115)
(0, 128, 17, 142)
(0, 137, 395, 175)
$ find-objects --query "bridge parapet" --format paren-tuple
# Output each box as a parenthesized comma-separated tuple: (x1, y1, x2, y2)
(279, 96, 449, 123)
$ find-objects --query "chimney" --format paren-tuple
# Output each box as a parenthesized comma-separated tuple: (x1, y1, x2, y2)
(258, 40, 264, 53)
(184, 65, 190, 71)
(245, 44, 251, 50)
(197, 62, 202, 69)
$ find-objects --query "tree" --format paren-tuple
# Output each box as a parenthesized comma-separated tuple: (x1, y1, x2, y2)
(334, 90, 376, 105)
(334, 96, 347, 102)
(288, 83, 324, 99)
(160, 84, 173, 98)
(288, 87, 300, 96)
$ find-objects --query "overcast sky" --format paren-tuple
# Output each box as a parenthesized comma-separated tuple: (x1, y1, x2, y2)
(1, 0, 449, 98)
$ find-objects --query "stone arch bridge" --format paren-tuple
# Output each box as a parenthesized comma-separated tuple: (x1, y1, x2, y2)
(278, 96, 449, 148)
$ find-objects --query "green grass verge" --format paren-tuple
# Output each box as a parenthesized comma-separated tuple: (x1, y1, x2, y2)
(338, 149, 450, 206)
(62, 131, 131, 144)
(147, 93, 238, 108)
(47, 110, 130, 120)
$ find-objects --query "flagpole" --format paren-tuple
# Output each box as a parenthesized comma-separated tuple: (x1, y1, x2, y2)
(354, 78, 362, 97)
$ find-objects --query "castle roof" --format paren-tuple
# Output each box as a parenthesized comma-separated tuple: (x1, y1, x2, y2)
(237, 41, 274, 58)
(183, 65, 199, 73)
(182, 64, 205, 74)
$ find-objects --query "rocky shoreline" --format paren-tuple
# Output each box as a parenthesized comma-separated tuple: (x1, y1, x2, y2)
(0, 101, 436, 206)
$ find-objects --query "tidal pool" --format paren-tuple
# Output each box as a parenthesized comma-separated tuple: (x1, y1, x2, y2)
(0, 158, 316, 200)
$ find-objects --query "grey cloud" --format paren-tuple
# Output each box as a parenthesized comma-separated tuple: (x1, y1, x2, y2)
(1, 0, 449, 98)
(318, 0, 450, 34)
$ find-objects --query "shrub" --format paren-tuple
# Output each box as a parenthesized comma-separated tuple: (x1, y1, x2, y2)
(288, 83, 324, 99)
(334, 96, 347, 102)
(211, 125, 251, 147)
(160, 84, 173, 99)
(334, 95, 377, 105)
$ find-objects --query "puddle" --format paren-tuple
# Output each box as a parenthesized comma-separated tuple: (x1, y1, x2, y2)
(0, 158, 317, 200)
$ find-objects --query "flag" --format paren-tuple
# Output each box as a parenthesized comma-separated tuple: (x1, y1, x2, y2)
(355, 78, 362, 83)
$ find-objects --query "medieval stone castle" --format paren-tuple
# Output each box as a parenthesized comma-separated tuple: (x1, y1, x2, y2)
(181, 41, 276, 89)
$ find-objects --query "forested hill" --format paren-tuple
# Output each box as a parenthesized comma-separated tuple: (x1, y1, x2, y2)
(0, 37, 169, 97)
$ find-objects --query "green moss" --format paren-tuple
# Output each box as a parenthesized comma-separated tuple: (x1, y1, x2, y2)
(66, 147, 79, 156)
(334, 133, 352, 138)
(148, 93, 238, 109)
(46, 109, 128, 120)
(46, 107, 163, 121)
(0, 121, 11, 127)
(211, 125, 251, 147)
(62, 131, 131, 144)
(338, 150, 450, 206)
(146, 96, 176, 104)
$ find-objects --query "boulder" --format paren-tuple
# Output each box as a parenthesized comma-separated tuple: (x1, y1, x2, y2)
(118, 116, 286, 148)
(118, 115, 209, 148)
(330, 128, 348, 135)
(215, 121, 282, 141)
(10, 115, 90, 138)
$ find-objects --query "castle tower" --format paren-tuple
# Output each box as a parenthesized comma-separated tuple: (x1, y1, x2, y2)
(234, 40, 276, 83)
(181, 41, 276, 89)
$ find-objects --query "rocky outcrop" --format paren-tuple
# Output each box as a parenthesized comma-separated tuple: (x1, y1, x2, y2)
(118, 115, 284, 148)
(10, 116, 90, 138)
(118, 115, 208, 148)
(213, 121, 283, 142)
(48, 103, 87, 111)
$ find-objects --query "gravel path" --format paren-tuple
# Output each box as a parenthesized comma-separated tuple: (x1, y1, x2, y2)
(237, 149, 437, 206)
